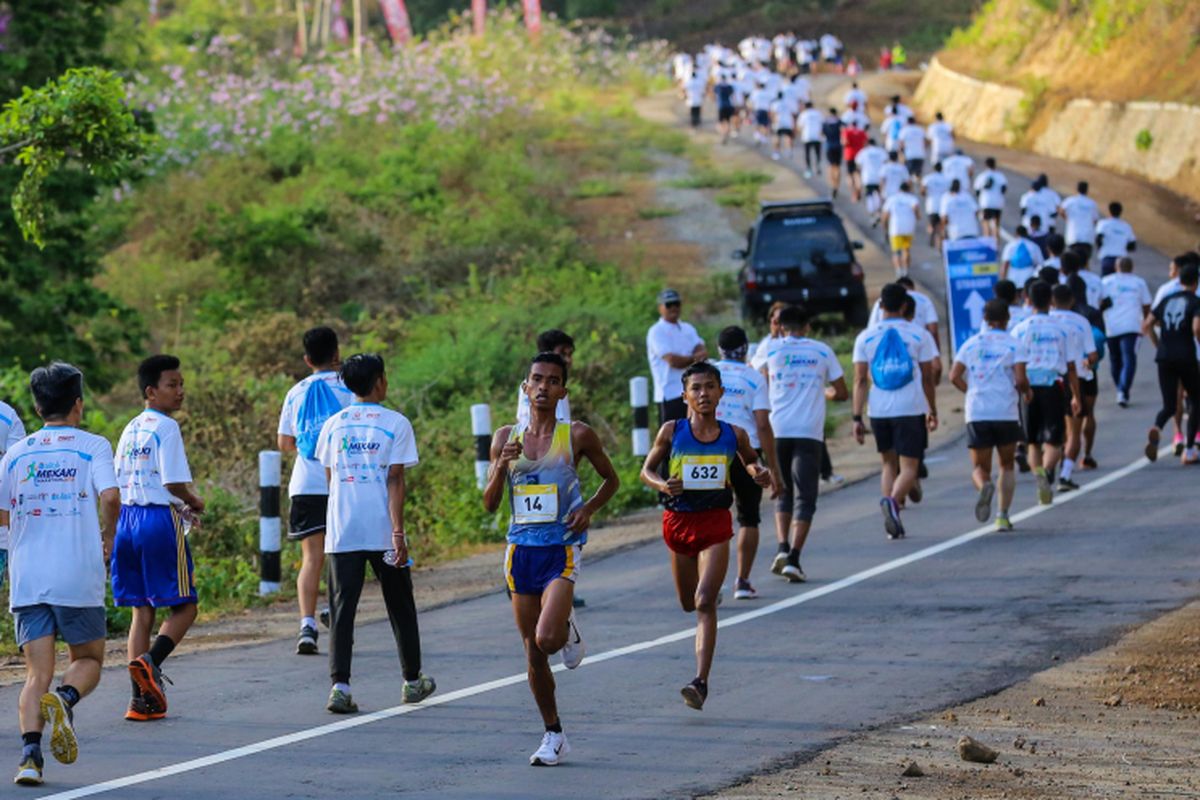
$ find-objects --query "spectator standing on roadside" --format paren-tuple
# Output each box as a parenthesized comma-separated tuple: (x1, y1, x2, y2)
(647, 289, 707, 426)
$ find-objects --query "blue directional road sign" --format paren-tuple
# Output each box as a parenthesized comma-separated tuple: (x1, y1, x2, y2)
(944, 237, 1000, 357)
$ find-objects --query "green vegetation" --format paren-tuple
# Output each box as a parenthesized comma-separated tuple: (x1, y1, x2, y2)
(637, 206, 680, 219)
(1135, 128, 1153, 152)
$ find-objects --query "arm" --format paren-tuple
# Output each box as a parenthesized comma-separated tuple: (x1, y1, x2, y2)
(640, 422, 680, 496)
(826, 375, 849, 402)
(753, 409, 781, 494)
(852, 362, 869, 444)
(386, 464, 407, 563)
(1142, 311, 1159, 348)
(734, 426, 771, 487)
(99, 487, 120, 563)
(1014, 363, 1031, 401)
(564, 423, 621, 533)
(277, 434, 297, 453)
(663, 352, 697, 369)
(1066, 362, 1082, 416)
(481, 426, 519, 514)
(949, 361, 968, 393)
(166, 482, 204, 514)
(921, 361, 939, 431)
(1192, 314, 1200, 345)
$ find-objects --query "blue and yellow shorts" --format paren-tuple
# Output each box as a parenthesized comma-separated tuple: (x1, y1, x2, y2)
(503, 544, 582, 596)
(112, 504, 197, 608)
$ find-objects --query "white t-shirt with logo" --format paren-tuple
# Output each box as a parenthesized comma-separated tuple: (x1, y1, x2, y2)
(647, 318, 705, 403)
(786, 78, 811, 105)
(798, 108, 824, 142)
(1101, 272, 1152, 337)
(115, 409, 193, 507)
(856, 146, 888, 185)
(1095, 218, 1136, 259)
(0, 401, 26, 550)
(953, 329, 1025, 422)
(927, 121, 954, 159)
(770, 98, 797, 129)
(1061, 194, 1099, 246)
(898, 124, 926, 160)
(0, 427, 117, 608)
(1050, 308, 1099, 381)
(1019, 189, 1058, 230)
(765, 336, 844, 440)
(852, 319, 939, 418)
(1010, 313, 1078, 386)
(278, 371, 355, 497)
(881, 162, 910, 198)
(921, 171, 951, 215)
(1070, 268, 1104, 309)
(941, 154, 973, 187)
(869, 290, 939, 330)
(940, 192, 980, 239)
(883, 192, 920, 236)
(973, 169, 1007, 210)
(714, 360, 769, 448)
(1001, 238, 1045, 288)
(317, 404, 419, 553)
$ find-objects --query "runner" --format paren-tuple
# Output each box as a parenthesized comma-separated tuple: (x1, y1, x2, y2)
(973, 157, 1007, 241)
(683, 70, 708, 129)
(881, 180, 921, 279)
(1009, 282, 1082, 505)
(1061, 242, 1104, 309)
(880, 150, 910, 200)
(1142, 262, 1200, 465)
(714, 70, 737, 144)
(764, 307, 847, 580)
(1049, 283, 1099, 492)
(852, 284, 939, 539)
(112, 355, 205, 722)
(898, 116, 926, 177)
(1150, 252, 1200, 454)
(482, 352, 619, 765)
(1020, 175, 1059, 234)
(868, 277, 940, 347)
(949, 301, 1029, 530)
(822, 107, 845, 197)
(0, 398, 26, 592)
(843, 81, 867, 109)
(920, 161, 951, 249)
(842, 122, 868, 202)
(647, 288, 707, 426)
(317, 353, 435, 715)
(854, 136, 887, 218)
(277, 327, 354, 656)
(1095, 201, 1137, 276)
(796, 37, 816, 74)
(798, 101, 824, 178)
(1102, 257, 1152, 407)
(881, 106, 904, 154)
(639, 363, 771, 710)
(749, 81, 775, 147)
(939, 178, 981, 242)
(926, 111, 955, 166)
(1027, 215, 1051, 256)
(770, 89, 797, 161)
(1000, 225, 1044, 289)
(1, 363, 119, 786)
(751, 301, 788, 371)
(994, 278, 1032, 332)
(1060, 181, 1100, 264)
(840, 100, 870, 133)
(713, 327, 781, 599)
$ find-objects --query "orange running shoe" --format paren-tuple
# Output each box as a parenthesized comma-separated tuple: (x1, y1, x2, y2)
(128, 655, 168, 717)
(124, 695, 165, 722)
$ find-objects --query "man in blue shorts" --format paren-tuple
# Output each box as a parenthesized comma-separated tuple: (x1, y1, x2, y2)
(2, 364, 120, 785)
(113, 355, 206, 721)
(484, 353, 619, 766)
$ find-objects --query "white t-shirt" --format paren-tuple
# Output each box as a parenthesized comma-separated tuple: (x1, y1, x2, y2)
(0, 427, 117, 608)
(841, 108, 870, 131)
(1061, 194, 1099, 245)
(765, 336, 844, 440)
(973, 169, 1007, 210)
(798, 108, 824, 142)
(0, 400, 26, 550)
(1006, 303, 1033, 331)
(953, 329, 1024, 422)
(714, 360, 769, 448)
(1019, 189, 1058, 230)
(882, 115, 903, 151)
(750, 334, 776, 371)
(278, 371, 355, 497)
(844, 87, 867, 107)
(1010, 313, 1077, 386)
(883, 192, 920, 236)
(684, 75, 707, 107)
(898, 124, 926, 160)
(786, 78, 811, 104)
(927, 121, 954, 158)
(1096, 217, 1136, 259)
(115, 409, 193, 507)
(515, 389, 570, 428)
(940, 192, 980, 239)
(1001, 238, 1045, 287)
(1050, 308, 1098, 381)
(941, 154, 973, 187)
(921, 171, 951, 215)
(646, 318, 705, 403)
(749, 87, 774, 112)
(770, 98, 797, 128)
(1101, 272, 1152, 337)
(852, 319, 939, 418)
(856, 146, 888, 185)
(317, 403, 419, 553)
(1071, 268, 1104, 309)
(880, 162, 910, 198)
(869, 290, 939, 330)
(1151, 277, 1200, 308)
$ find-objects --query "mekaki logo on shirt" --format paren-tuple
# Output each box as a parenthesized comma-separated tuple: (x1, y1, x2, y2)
(339, 435, 381, 454)
(21, 461, 78, 484)
(125, 443, 153, 460)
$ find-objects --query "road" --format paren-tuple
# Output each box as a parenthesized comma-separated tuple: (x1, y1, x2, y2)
(8, 77, 1198, 800)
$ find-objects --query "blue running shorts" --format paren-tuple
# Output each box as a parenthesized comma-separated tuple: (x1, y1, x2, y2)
(503, 544, 581, 596)
(112, 504, 197, 607)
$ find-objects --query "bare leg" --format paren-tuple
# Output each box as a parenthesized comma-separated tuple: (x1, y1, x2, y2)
(158, 603, 197, 646)
(61, 639, 105, 699)
(890, 456, 921, 504)
(18, 637, 55, 736)
(127, 606, 156, 660)
(773, 512, 792, 549)
(297, 533, 326, 619)
(736, 525, 759, 582)
(880, 451, 899, 498)
(691, 542, 730, 683)
(789, 519, 813, 556)
(996, 443, 1017, 513)
(1083, 396, 1098, 458)
(969, 446, 993, 489)
(511, 577, 575, 728)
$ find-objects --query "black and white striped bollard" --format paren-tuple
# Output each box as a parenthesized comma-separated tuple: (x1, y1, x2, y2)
(259, 450, 282, 596)
(630, 376, 650, 456)
(471, 404, 492, 489)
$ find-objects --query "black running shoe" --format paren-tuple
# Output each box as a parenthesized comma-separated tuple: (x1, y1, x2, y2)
(680, 678, 708, 710)
(297, 624, 318, 655)
(1015, 449, 1031, 473)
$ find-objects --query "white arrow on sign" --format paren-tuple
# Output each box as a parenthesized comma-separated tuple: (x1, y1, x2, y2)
(963, 290, 986, 330)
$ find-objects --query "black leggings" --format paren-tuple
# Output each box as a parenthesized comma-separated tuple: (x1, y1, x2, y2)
(328, 550, 422, 685)
(804, 141, 822, 170)
(775, 437, 822, 521)
(1154, 360, 1200, 445)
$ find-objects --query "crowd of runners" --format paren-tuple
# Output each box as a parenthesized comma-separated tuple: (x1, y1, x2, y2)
(3, 34, 1200, 788)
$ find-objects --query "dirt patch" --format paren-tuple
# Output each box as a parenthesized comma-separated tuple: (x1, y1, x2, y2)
(705, 601, 1200, 800)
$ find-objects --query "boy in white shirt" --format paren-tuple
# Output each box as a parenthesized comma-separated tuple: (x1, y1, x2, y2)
(939, 179, 981, 241)
(2, 363, 120, 786)
(1095, 201, 1137, 276)
(881, 181, 922, 278)
(1060, 181, 1100, 262)
(1101, 257, 1153, 406)
(0, 398, 26, 592)
(921, 162, 951, 249)
(926, 112, 954, 165)
(898, 116, 927, 177)
(798, 101, 825, 178)
(113, 355, 206, 722)
(317, 353, 435, 714)
(972, 156, 1007, 240)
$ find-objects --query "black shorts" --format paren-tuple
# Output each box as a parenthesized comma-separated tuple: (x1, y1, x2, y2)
(864, 183, 880, 196)
(689, 106, 702, 127)
(928, 212, 941, 227)
(718, 106, 735, 122)
(905, 158, 924, 175)
(1024, 384, 1066, 446)
(967, 421, 1022, 449)
(1063, 375, 1099, 416)
(845, 159, 859, 175)
(871, 415, 927, 458)
(982, 208, 1002, 221)
(288, 494, 328, 540)
(755, 110, 771, 127)
(776, 128, 794, 139)
(1100, 255, 1118, 276)
(729, 451, 763, 527)
(825, 147, 843, 166)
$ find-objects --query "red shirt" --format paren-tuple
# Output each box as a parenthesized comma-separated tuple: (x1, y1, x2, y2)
(842, 126, 867, 161)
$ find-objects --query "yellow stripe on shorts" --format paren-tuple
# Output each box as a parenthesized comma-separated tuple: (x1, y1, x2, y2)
(560, 545, 575, 580)
(172, 507, 188, 597)
(503, 544, 516, 592)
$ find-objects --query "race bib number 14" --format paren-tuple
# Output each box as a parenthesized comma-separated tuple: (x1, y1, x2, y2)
(681, 455, 727, 490)
(513, 484, 558, 524)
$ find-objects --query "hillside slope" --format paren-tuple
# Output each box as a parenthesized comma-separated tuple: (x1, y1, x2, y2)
(940, 0, 1200, 104)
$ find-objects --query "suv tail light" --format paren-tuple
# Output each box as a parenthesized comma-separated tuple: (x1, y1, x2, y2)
(744, 267, 758, 291)
(851, 261, 864, 283)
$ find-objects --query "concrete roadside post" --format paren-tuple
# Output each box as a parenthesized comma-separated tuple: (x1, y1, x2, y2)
(258, 450, 282, 596)
(630, 376, 650, 456)
(471, 403, 492, 489)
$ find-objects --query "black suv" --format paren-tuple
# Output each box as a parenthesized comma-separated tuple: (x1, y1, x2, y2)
(735, 200, 868, 327)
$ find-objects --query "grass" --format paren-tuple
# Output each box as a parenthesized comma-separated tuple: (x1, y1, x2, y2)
(573, 178, 626, 198)
(668, 169, 773, 191)
(637, 206, 679, 219)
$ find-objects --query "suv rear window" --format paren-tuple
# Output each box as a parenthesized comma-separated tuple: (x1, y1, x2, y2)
(753, 215, 853, 273)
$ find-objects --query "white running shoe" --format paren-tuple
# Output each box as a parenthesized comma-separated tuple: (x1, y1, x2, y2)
(770, 552, 788, 575)
(781, 563, 806, 583)
(530, 731, 570, 766)
(561, 612, 585, 670)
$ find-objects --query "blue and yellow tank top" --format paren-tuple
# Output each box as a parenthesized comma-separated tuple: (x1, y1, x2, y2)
(662, 419, 737, 513)
(506, 422, 587, 547)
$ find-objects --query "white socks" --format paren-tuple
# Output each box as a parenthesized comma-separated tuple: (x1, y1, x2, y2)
(1060, 458, 1075, 481)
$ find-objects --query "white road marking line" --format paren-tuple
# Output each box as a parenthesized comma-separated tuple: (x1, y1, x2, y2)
(42, 448, 1165, 799)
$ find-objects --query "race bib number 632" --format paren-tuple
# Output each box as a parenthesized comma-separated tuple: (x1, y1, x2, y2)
(681, 455, 727, 490)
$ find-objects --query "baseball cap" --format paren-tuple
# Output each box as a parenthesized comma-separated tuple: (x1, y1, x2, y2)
(657, 288, 682, 305)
